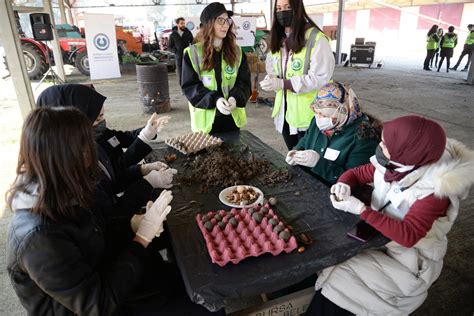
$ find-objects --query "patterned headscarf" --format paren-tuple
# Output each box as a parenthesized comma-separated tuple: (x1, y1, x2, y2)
(310, 82, 363, 131)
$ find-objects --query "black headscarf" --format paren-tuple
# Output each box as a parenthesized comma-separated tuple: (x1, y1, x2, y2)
(36, 84, 107, 123)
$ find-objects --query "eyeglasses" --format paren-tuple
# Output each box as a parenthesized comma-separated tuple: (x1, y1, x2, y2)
(216, 17, 233, 26)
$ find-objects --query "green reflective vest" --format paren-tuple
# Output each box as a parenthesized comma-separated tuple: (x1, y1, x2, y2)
(442, 35, 457, 48)
(466, 31, 474, 45)
(426, 33, 437, 50)
(184, 43, 247, 134)
(271, 28, 330, 129)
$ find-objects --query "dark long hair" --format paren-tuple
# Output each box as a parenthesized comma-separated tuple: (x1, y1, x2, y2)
(427, 24, 438, 36)
(195, 18, 238, 71)
(7, 107, 97, 221)
(270, 0, 321, 54)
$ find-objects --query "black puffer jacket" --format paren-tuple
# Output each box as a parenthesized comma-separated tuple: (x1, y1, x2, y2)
(6, 188, 147, 315)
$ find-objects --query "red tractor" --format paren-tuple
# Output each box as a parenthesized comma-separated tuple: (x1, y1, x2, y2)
(3, 11, 90, 79)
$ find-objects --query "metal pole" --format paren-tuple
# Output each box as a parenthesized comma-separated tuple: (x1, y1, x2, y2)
(0, 0, 36, 119)
(335, 0, 344, 64)
(43, 0, 66, 82)
(58, 0, 67, 24)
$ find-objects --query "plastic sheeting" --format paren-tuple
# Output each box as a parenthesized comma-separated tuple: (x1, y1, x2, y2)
(149, 130, 388, 312)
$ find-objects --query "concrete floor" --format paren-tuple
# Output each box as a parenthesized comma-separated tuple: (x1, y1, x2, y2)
(0, 61, 473, 315)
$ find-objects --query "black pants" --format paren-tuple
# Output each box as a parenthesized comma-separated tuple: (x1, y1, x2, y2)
(282, 118, 306, 150)
(176, 55, 183, 85)
(423, 49, 436, 69)
(452, 44, 473, 70)
(305, 290, 353, 316)
(437, 56, 451, 72)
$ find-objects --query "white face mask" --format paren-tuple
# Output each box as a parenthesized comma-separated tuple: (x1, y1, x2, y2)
(315, 116, 334, 131)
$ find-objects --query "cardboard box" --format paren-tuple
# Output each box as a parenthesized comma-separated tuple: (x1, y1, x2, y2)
(230, 287, 315, 316)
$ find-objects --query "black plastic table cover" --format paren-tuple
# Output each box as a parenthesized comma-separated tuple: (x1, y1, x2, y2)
(149, 130, 388, 312)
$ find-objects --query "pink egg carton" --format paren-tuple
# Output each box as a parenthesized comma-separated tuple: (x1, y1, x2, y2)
(196, 206, 298, 267)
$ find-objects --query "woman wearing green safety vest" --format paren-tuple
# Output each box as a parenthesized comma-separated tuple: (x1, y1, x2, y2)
(181, 2, 251, 134)
(437, 25, 458, 73)
(423, 24, 439, 71)
(451, 24, 474, 72)
(260, 0, 335, 150)
(430, 28, 443, 69)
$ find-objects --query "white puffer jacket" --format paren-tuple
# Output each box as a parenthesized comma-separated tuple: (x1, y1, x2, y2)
(315, 139, 474, 315)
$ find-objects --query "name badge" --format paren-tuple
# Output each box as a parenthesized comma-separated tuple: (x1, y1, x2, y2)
(107, 136, 120, 148)
(323, 148, 340, 161)
(202, 76, 213, 86)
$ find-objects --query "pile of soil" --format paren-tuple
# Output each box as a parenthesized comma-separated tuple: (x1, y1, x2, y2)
(178, 146, 292, 192)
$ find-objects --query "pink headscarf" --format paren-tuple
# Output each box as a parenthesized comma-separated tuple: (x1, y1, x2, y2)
(383, 115, 446, 182)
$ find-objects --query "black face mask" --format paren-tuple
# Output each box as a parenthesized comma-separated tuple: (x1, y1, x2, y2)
(375, 145, 390, 168)
(93, 120, 107, 138)
(276, 10, 293, 28)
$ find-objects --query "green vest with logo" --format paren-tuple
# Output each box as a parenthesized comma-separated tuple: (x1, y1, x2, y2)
(426, 33, 437, 50)
(442, 35, 457, 48)
(184, 43, 247, 134)
(465, 31, 474, 45)
(271, 28, 330, 129)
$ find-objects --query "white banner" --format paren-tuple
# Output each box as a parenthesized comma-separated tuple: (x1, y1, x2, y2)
(233, 17, 257, 47)
(84, 13, 121, 80)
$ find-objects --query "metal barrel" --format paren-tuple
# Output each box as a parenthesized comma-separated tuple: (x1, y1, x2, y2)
(136, 62, 170, 114)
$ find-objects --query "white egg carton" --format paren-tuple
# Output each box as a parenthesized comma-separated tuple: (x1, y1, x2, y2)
(165, 132, 223, 154)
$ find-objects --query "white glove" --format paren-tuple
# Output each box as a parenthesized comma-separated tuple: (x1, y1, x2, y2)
(330, 194, 366, 215)
(140, 161, 168, 175)
(143, 168, 178, 189)
(259, 76, 283, 92)
(330, 183, 351, 201)
(138, 113, 171, 143)
(285, 150, 297, 166)
(227, 97, 237, 112)
(293, 150, 320, 168)
(136, 190, 173, 242)
(216, 97, 231, 115)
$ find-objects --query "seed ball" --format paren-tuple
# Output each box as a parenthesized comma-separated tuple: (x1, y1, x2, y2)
(268, 197, 277, 206)
(279, 230, 291, 242)
(229, 217, 238, 227)
(214, 214, 222, 221)
(247, 207, 256, 215)
(252, 212, 263, 223)
(273, 224, 285, 234)
(268, 218, 278, 226)
(218, 222, 225, 229)
(260, 207, 269, 214)
(204, 221, 213, 232)
(202, 215, 210, 222)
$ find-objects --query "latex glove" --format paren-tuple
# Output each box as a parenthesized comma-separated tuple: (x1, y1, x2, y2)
(330, 194, 366, 215)
(216, 97, 231, 115)
(138, 114, 171, 143)
(330, 182, 351, 201)
(260, 76, 283, 92)
(136, 190, 173, 242)
(285, 150, 297, 166)
(293, 150, 320, 168)
(140, 161, 169, 175)
(143, 168, 178, 189)
(227, 96, 237, 112)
